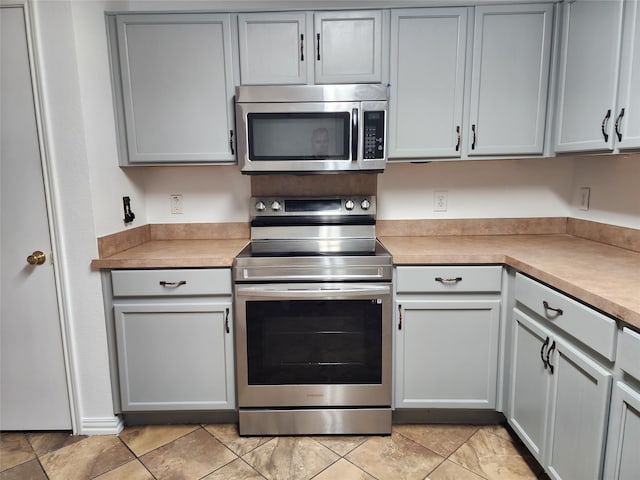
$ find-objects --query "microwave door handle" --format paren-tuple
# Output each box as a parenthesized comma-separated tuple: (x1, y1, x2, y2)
(351, 108, 359, 161)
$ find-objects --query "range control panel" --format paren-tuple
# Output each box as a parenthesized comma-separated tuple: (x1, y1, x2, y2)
(251, 196, 377, 217)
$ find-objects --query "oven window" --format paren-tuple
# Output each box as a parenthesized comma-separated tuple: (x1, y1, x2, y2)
(248, 112, 350, 160)
(246, 299, 382, 385)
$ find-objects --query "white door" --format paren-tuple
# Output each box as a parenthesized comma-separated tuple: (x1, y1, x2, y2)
(0, 6, 71, 430)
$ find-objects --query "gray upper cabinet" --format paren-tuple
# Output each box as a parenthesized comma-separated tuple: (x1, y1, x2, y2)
(238, 12, 309, 85)
(616, 0, 640, 150)
(110, 14, 236, 165)
(314, 10, 384, 84)
(554, 0, 625, 153)
(237, 10, 386, 85)
(388, 3, 554, 161)
(388, 7, 468, 159)
(467, 3, 554, 156)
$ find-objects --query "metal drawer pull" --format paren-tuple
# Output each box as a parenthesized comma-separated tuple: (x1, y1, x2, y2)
(435, 276, 462, 284)
(542, 300, 563, 317)
(546, 340, 556, 374)
(540, 336, 550, 369)
(225, 307, 230, 334)
(159, 280, 187, 288)
(398, 304, 403, 330)
(316, 33, 321, 60)
(455, 125, 461, 151)
(300, 34, 304, 61)
(601, 109, 611, 142)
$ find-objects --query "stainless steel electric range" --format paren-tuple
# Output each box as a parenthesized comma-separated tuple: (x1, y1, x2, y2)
(232, 195, 392, 436)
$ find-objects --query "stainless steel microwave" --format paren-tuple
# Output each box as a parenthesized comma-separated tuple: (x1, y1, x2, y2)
(234, 84, 388, 174)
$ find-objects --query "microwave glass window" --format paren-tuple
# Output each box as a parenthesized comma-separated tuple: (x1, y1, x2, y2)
(248, 113, 350, 160)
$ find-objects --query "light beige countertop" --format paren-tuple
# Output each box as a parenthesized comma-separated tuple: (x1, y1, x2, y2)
(379, 233, 640, 330)
(91, 220, 640, 329)
(90, 238, 249, 269)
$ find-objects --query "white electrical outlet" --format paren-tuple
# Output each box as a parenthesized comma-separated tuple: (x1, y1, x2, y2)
(170, 194, 183, 214)
(578, 187, 590, 211)
(434, 190, 448, 212)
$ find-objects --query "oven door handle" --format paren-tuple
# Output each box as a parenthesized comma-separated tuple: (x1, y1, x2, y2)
(236, 284, 391, 298)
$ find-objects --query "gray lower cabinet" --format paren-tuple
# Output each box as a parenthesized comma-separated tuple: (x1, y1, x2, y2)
(109, 269, 235, 412)
(509, 273, 614, 480)
(394, 266, 502, 409)
(604, 327, 640, 479)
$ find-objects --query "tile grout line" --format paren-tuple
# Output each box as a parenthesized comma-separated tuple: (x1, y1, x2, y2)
(113, 435, 158, 480)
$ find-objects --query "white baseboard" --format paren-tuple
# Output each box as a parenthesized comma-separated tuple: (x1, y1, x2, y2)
(78, 415, 124, 435)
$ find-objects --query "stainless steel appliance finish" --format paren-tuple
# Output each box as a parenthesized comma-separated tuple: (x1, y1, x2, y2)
(234, 84, 388, 174)
(233, 196, 392, 435)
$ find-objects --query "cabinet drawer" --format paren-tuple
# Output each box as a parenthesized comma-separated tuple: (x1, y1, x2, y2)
(619, 327, 640, 382)
(396, 266, 502, 293)
(111, 269, 231, 297)
(514, 273, 617, 361)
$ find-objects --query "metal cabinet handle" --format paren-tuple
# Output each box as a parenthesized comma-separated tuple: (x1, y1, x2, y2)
(615, 108, 625, 142)
(159, 280, 186, 288)
(225, 307, 230, 334)
(435, 276, 462, 284)
(542, 300, 563, 317)
(455, 125, 461, 151)
(398, 304, 403, 330)
(546, 340, 556, 374)
(471, 124, 477, 150)
(229, 130, 235, 155)
(601, 109, 611, 142)
(540, 336, 550, 369)
(300, 34, 304, 61)
(316, 33, 321, 60)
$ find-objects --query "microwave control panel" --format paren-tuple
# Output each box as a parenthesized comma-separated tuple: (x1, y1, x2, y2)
(363, 111, 385, 159)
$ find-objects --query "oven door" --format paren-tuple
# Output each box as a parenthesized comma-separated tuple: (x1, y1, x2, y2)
(234, 283, 392, 408)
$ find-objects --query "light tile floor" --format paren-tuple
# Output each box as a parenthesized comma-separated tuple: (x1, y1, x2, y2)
(1, 423, 551, 480)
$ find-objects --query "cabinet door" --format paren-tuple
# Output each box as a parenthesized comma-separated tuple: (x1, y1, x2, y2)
(238, 12, 308, 85)
(545, 339, 612, 480)
(554, 0, 624, 153)
(395, 299, 500, 409)
(115, 14, 235, 164)
(616, 0, 640, 149)
(508, 309, 553, 463)
(388, 8, 468, 159)
(467, 3, 553, 156)
(314, 10, 383, 84)
(604, 382, 640, 480)
(114, 301, 234, 411)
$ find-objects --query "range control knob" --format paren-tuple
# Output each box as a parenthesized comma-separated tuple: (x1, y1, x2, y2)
(345, 199, 355, 211)
(271, 200, 282, 211)
(255, 201, 266, 212)
(361, 199, 371, 210)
